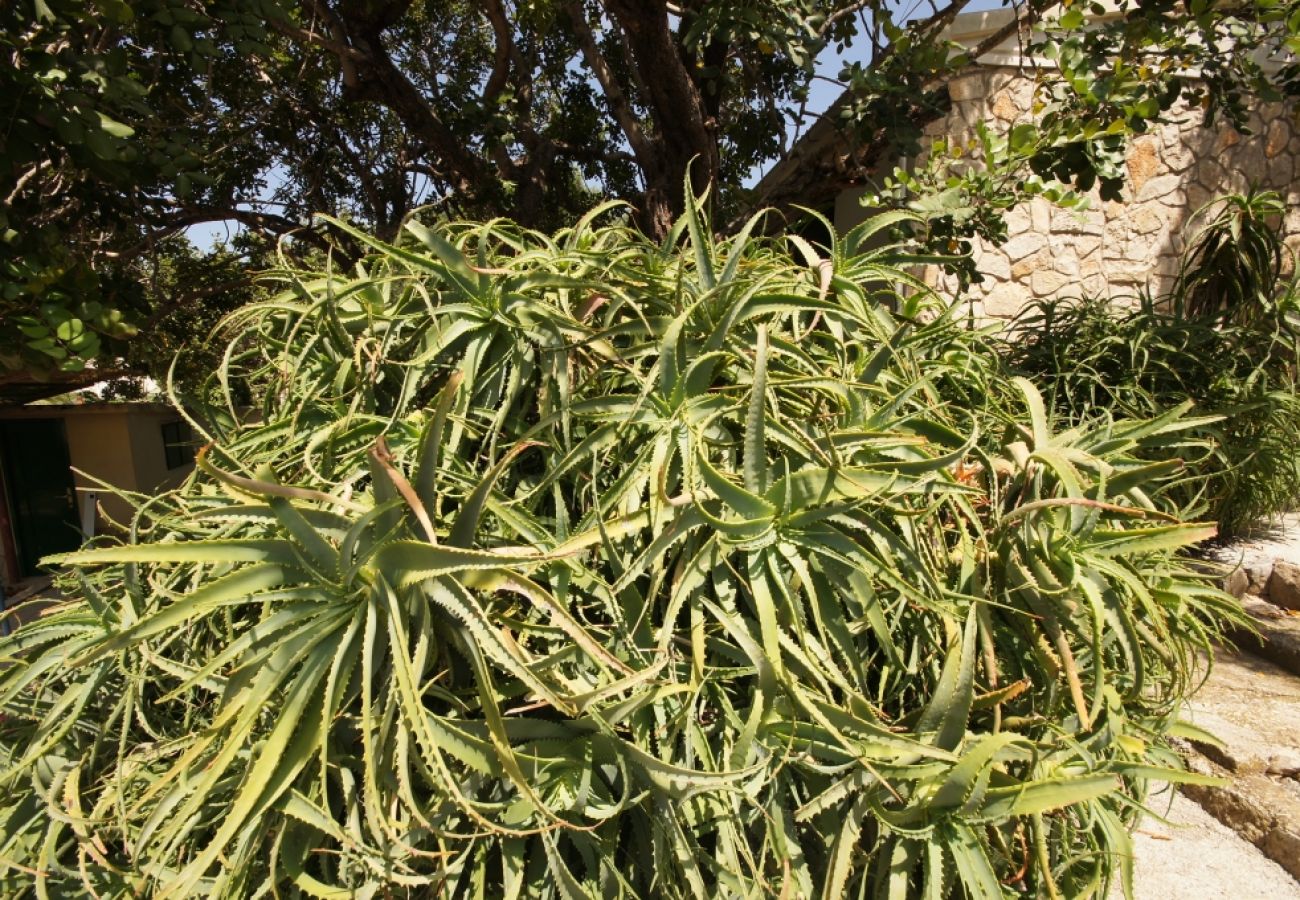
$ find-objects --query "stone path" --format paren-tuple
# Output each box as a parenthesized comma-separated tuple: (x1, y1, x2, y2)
(1179, 651, 1300, 880)
(1110, 641, 1300, 898)
(1144, 512, 1300, 893)
(1119, 791, 1300, 900)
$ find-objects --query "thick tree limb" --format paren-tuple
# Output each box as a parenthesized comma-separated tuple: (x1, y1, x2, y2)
(564, 1, 657, 168)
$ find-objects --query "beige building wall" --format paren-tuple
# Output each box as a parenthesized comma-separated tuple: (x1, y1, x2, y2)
(127, 408, 195, 495)
(63, 412, 138, 527)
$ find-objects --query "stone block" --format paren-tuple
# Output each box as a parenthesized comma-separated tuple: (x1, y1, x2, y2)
(1054, 248, 1081, 277)
(1267, 153, 1294, 189)
(1105, 262, 1152, 284)
(1136, 173, 1185, 203)
(976, 252, 1011, 281)
(1002, 232, 1045, 261)
(1011, 251, 1044, 280)
(1003, 205, 1031, 236)
(1123, 232, 1162, 261)
(1266, 117, 1290, 159)
(1267, 561, 1300, 611)
(1216, 128, 1241, 153)
(982, 281, 1030, 318)
(1126, 136, 1161, 194)
(1131, 207, 1165, 235)
(1030, 198, 1052, 233)
(1031, 269, 1070, 295)
(1163, 135, 1196, 173)
(1049, 207, 1104, 235)
(948, 75, 983, 103)
(990, 90, 1021, 122)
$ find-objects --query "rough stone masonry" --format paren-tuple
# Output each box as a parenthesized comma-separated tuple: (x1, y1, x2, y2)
(918, 65, 1300, 321)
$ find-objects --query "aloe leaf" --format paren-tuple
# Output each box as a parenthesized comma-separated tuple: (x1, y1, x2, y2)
(744, 325, 769, 494)
(916, 611, 978, 751)
(976, 774, 1118, 820)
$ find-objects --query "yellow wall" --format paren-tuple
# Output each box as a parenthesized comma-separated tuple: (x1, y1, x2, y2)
(128, 409, 195, 495)
(64, 413, 138, 527)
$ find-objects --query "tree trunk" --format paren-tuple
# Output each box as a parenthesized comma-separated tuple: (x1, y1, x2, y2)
(602, 0, 719, 239)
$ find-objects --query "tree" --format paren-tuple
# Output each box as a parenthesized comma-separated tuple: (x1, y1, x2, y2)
(4, 0, 1299, 379)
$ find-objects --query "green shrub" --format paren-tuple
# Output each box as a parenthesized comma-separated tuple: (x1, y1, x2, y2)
(1002, 275, 1300, 535)
(0, 201, 1242, 897)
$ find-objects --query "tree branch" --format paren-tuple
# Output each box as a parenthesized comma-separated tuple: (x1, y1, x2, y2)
(564, 1, 656, 167)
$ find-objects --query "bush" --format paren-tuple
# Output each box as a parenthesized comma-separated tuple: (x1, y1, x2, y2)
(1002, 192, 1300, 535)
(0, 202, 1242, 897)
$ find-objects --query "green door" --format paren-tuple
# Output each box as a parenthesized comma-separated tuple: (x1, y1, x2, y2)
(0, 419, 81, 576)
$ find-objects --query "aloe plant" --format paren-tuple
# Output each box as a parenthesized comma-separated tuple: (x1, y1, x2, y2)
(0, 196, 1242, 898)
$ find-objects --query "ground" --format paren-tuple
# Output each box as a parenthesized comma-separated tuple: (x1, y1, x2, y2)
(1119, 791, 1300, 900)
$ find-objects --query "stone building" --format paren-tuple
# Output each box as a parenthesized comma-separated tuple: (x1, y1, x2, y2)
(778, 7, 1300, 319)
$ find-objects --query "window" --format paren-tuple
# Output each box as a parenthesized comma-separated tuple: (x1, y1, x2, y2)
(161, 421, 196, 469)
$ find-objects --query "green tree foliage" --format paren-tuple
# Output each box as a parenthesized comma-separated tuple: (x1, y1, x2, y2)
(4, 0, 1300, 377)
(1, 0, 294, 376)
(0, 206, 1243, 896)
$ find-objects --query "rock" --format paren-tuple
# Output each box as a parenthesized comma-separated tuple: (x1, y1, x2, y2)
(1261, 826, 1300, 881)
(1108, 791, 1300, 900)
(1267, 153, 1294, 189)
(976, 252, 1010, 281)
(1126, 137, 1161, 194)
(1031, 269, 1070, 295)
(1030, 198, 1052, 233)
(1184, 771, 1300, 881)
(1266, 118, 1291, 159)
(1162, 136, 1195, 173)
(1049, 208, 1104, 236)
(1267, 750, 1300, 779)
(1136, 173, 1185, 203)
(1011, 251, 1044, 280)
(1267, 561, 1300, 611)
(990, 90, 1020, 122)
(1003, 205, 1031, 236)
(1179, 650, 1300, 880)
(1223, 567, 1250, 599)
(1246, 558, 1274, 595)
(1054, 249, 1081, 277)
(982, 282, 1029, 318)
(948, 75, 983, 102)
(1002, 233, 1046, 261)
(1233, 596, 1300, 677)
(1184, 775, 1274, 844)
(1131, 207, 1164, 235)
(1216, 128, 1241, 153)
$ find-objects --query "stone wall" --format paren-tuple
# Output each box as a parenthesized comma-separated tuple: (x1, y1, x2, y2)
(901, 66, 1300, 319)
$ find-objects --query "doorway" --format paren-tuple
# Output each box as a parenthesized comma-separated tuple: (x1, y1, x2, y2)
(0, 419, 81, 577)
